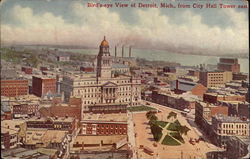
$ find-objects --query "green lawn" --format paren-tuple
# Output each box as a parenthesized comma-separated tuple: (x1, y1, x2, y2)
(150, 124, 163, 142)
(127, 105, 156, 112)
(166, 120, 181, 131)
(169, 132, 185, 144)
(155, 121, 168, 128)
(161, 135, 181, 146)
(167, 123, 179, 131)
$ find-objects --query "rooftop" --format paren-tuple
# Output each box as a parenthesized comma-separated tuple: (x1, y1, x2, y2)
(74, 135, 126, 145)
(25, 130, 67, 145)
(214, 114, 250, 123)
(82, 113, 128, 123)
(1, 120, 26, 134)
(112, 63, 129, 68)
(28, 116, 75, 122)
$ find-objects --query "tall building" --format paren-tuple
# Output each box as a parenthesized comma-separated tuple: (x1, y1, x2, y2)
(199, 70, 232, 88)
(1, 79, 29, 97)
(217, 58, 240, 73)
(60, 37, 141, 112)
(32, 76, 56, 97)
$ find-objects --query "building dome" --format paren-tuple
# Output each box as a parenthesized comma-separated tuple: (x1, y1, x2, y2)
(100, 36, 109, 47)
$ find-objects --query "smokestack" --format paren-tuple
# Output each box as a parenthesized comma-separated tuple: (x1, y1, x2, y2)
(115, 46, 117, 57)
(122, 45, 124, 58)
(129, 46, 132, 57)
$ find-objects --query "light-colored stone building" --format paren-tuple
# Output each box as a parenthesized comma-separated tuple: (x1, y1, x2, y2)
(199, 70, 232, 88)
(212, 114, 249, 137)
(60, 37, 141, 110)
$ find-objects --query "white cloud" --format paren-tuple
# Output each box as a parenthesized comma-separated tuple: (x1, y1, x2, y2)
(1, 2, 248, 55)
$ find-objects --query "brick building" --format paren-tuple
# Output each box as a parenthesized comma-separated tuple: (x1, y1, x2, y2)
(237, 102, 249, 119)
(188, 69, 200, 78)
(233, 73, 249, 81)
(203, 93, 245, 104)
(163, 66, 176, 73)
(12, 102, 39, 118)
(217, 58, 240, 73)
(80, 113, 127, 136)
(1, 79, 29, 97)
(152, 91, 198, 110)
(32, 76, 56, 97)
(39, 105, 81, 120)
(199, 70, 232, 88)
(80, 66, 94, 72)
(1, 128, 18, 150)
(195, 101, 228, 136)
(21, 67, 33, 74)
(26, 116, 77, 134)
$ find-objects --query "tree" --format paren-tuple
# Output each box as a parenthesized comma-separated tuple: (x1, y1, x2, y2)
(167, 111, 177, 120)
(150, 114, 158, 121)
(150, 123, 163, 141)
(179, 126, 190, 136)
(146, 111, 156, 120)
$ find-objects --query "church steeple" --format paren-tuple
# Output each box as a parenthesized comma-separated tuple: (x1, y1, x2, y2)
(97, 36, 112, 78)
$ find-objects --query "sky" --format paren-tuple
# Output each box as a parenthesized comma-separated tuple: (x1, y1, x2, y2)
(0, 0, 249, 56)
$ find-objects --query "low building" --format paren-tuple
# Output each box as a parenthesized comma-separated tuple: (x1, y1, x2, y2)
(163, 66, 176, 73)
(56, 54, 70, 62)
(1, 148, 57, 159)
(203, 92, 245, 104)
(217, 100, 248, 117)
(1, 102, 12, 120)
(187, 69, 200, 78)
(226, 136, 250, 159)
(80, 113, 128, 136)
(32, 75, 56, 97)
(112, 63, 130, 74)
(21, 66, 33, 74)
(1, 120, 26, 150)
(12, 101, 39, 118)
(80, 66, 94, 72)
(1, 128, 18, 150)
(195, 101, 228, 136)
(26, 116, 77, 134)
(233, 72, 249, 81)
(211, 114, 249, 146)
(152, 91, 199, 110)
(206, 136, 250, 159)
(1, 79, 29, 97)
(38, 105, 81, 120)
(171, 79, 207, 97)
(217, 58, 240, 73)
(23, 129, 71, 158)
(238, 102, 249, 119)
(83, 103, 127, 114)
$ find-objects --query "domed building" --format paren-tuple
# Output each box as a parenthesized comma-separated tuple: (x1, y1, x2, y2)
(61, 36, 141, 118)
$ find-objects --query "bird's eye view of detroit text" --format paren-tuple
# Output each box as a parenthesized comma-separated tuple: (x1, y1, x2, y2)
(0, 0, 249, 159)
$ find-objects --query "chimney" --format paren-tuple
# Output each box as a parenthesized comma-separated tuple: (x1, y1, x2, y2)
(129, 46, 132, 57)
(122, 45, 124, 57)
(115, 46, 117, 57)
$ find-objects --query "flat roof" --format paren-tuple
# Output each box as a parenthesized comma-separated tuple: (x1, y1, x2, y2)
(28, 116, 75, 122)
(82, 113, 128, 122)
(214, 114, 250, 123)
(1, 120, 26, 134)
(74, 135, 127, 145)
(25, 129, 67, 145)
